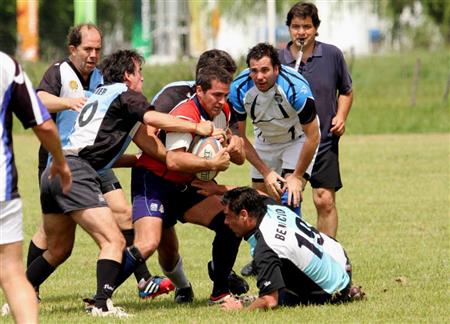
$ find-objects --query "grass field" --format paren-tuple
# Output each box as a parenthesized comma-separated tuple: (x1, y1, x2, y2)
(0, 132, 448, 323)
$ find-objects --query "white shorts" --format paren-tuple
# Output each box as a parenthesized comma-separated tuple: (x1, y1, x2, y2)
(0, 198, 23, 244)
(251, 136, 316, 180)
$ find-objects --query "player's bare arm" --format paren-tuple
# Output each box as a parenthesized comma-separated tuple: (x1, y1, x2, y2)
(166, 147, 230, 174)
(143, 110, 213, 136)
(37, 90, 87, 113)
(226, 135, 246, 165)
(132, 123, 167, 162)
(32, 119, 72, 194)
(112, 154, 139, 168)
(221, 291, 278, 311)
(284, 116, 320, 207)
(331, 91, 353, 136)
(191, 179, 231, 196)
(238, 120, 285, 200)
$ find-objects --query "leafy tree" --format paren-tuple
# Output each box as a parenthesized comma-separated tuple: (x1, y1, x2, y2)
(97, 0, 133, 49)
(421, 0, 450, 43)
(37, 0, 133, 60)
(0, 0, 17, 55)
(39, 0, 74, 60)
(217, 0, 298, 19)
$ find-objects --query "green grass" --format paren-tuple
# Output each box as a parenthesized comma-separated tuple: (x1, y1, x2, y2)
(349, 50, 450, 134)
(1, 133, 448, 323)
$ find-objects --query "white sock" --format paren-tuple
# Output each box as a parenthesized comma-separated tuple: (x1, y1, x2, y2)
(163, 257, 190, 289)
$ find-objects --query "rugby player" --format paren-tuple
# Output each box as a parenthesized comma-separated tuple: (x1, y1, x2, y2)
(0, 51, 71, 323)
(113, 64, 247, 305)
(229, 43, 320, 277)
(220, 187, 363, 310)
(26, 24, 167, 300)
(133, 49, 247, 303)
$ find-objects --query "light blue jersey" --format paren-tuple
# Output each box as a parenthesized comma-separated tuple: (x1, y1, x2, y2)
(55, 67, 103, 149)
(40, 61, 103, 166)
(229, 65, 314, 143)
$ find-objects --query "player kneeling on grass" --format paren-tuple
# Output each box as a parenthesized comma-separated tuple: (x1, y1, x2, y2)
(111, 65, 248, 305)
(213, 186, 364, 310)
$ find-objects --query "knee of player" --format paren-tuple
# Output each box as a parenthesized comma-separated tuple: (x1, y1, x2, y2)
(47, 245, 73, 265)
(101, 233, 127, 252)
(111, 204, 132, 224)
(313, 190, 335, 208)
(317, 198, 335, 213)
(134, 238, 160, 259)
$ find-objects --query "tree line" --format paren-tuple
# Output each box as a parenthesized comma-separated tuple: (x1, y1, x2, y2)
(1, 0, 448, 59)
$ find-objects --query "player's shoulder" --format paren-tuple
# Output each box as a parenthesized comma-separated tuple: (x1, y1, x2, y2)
(45, 58, 68, 72)
(161, 80, 195, 91)
(0, 52, 17, 79)
(222, 101, 231, 116)
(232, 69, 252, 86)
(91, 67, 103, 80)
(151, 80, 195, 110)
(39, 59, 70, 83)
(154, 80, 195, 98)
(170, 98, 199, 121)
(230, 68, 253, 96)
(118, 86, 147, 105)
(318, 42, 345, 57)
(278, 64, 309, 89)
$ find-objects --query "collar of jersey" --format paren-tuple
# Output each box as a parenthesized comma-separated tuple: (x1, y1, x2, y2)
(286, 40, 323, 63)
(244, 228, 258, 243)
(193, 96, 212, 121)
(65, 57, 96, 90)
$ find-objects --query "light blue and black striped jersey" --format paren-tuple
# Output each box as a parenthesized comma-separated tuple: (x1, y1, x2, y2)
(246, 199, 350, 297)
(64, 83, 149, 171)
(229, 65, 314, 143)
(0, 52, 50, 201)
(36, 59, 103, 168)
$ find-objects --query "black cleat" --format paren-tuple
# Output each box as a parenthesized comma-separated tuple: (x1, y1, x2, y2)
(208, 261, 249, 296)
(174, 283, 194, 304)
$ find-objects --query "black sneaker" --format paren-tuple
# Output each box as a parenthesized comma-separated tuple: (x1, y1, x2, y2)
(228, 270, 249, 295)
(240, 260, 257, 277)
(207, 261, 249, 296)
(174, 283, 194, 304)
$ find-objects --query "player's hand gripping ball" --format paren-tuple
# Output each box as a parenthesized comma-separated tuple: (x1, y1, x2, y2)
(190, 136, 222, 181)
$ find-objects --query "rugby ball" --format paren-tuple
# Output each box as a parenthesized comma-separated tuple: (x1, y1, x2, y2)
(191, 136, 222, 181)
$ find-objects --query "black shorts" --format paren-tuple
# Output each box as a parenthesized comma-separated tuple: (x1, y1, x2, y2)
(38, 146, 48, 187)
(309, 144, 342, 191)
(98, 169, 122, 194)
(40, 156, 108, 214)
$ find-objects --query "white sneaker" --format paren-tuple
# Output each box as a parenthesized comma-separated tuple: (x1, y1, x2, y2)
(89, 299, 131, 318)
(1, 303, 10, 317)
